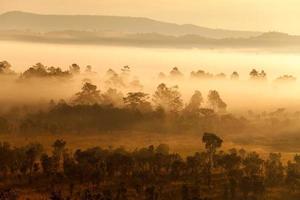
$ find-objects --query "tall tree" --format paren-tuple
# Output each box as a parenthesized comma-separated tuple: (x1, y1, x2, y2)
(72, 82, 102, 105)
(202, 132, 223, 188)
(207, 90, 227, 112)
(185, 90, 203, 112)
(123, 92, 152, 112)
(153, 83, 183, 112)
(202, 132, 223, 168)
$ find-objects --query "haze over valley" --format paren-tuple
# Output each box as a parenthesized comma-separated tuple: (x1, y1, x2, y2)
(2, 2, 300, 199)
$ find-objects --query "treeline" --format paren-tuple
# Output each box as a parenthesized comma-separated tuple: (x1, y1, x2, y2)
(0, 75, 297, 136)
(0, 133, 299, 199)
(0, 60, 297, 83)
(7, 82, 241, 135)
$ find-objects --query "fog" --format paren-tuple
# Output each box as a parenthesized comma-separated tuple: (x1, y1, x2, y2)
(2, 41, 300, 78)
(1, 41, 300, 113)
(2, 41, 300, 183)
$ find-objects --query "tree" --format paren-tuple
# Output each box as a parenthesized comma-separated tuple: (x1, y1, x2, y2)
(265, 153, 284, 186)
(52, 139, 66, 173)
(105, 69, 126, 89)
(20, 63, 70, 79)
(170, 67, 183, 79)
(0, 61, 14, 75)
(274, 75, 297, 83)
(230, 71, 239, 80)
(218, 150, 242, 199)
(102, 88, 124, 107)
(207, 90, 227, 112)
(69, 63, 80, 74)
(202, 133, 223, 168)
(153, 83, 183, 112)
(250, 69, 267, 81)
(185, 90, 203, 112)
(243, 152, 263, 176)
(286, 156, 300, 191)
(121, 65, 130, 77)
(21, 63, 48, 78)
(202, 133, 222, 189)
(24, 143, 43, 178)
(123, 92, 152, 112)
(260, 70, 267, 80)
(250, 69, 259, 80)
(41, 153, 57, 177)
(85, 65, 93, 73)
(190, 70, 213, 79)
(72, 82, 102, 105)
(120, 65, 131, 84)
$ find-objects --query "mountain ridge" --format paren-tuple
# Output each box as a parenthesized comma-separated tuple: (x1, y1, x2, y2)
(0, 11, 261, 39)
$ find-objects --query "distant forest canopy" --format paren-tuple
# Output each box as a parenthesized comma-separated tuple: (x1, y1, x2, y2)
(0, 60, 297, 83)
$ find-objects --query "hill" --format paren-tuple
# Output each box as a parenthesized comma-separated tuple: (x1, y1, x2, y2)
(0, 11, 261, 39)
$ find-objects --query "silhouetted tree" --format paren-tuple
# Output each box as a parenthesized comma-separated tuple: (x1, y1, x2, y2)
(153, 83, 183, 112)
(170, 67, 183, 79)
(265, 153, 284, 186)
(230, 71, 239, 80)
(105, 69, 126, 89)
(274, 75, 297, 83)
(190, 70, 213, 79)
(124, 92, 152, 112)
(24, 143, 43, 179)
(250, 69, 267, 81)
(69, 63, 80, 74)
(20, 63, 70, 79)
(0, 61, 15, 75)
(202, 132, 222, 189)
(207, 90, 227, 112)
(202, 132, 223, 168)
(52, 139, 66, 173)
(243, 152, 263, 177)
(185, 90, 203, 112)
(72, 82, 102, 105)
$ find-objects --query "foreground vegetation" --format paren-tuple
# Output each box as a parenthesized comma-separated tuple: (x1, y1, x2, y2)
(0, 133, 300, 199)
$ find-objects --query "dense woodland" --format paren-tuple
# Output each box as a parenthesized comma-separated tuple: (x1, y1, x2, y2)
(0, 134, 300, 199)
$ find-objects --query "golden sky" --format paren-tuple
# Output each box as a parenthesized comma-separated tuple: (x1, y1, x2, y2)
(0, 0, 299, 34)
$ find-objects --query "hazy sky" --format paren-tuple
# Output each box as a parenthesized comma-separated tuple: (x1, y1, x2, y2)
(1, 0, 300, 34)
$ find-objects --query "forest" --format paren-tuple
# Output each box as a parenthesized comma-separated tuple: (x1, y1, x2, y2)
(0, 134, 300, 199)
(0, 60, 300, 199)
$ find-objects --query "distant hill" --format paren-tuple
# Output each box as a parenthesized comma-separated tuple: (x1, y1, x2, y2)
(0, 11, 261, 39)
(1, 11, 299, 50)
(0, 30, 299, 50)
